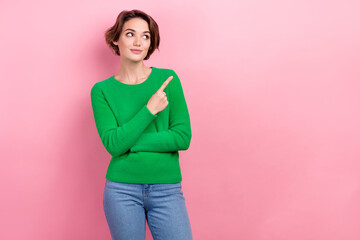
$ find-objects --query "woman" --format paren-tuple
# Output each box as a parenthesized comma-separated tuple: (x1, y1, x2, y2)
(90, 9, 193, 240)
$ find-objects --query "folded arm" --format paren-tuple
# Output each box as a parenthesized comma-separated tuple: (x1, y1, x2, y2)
(130, 70, 192, 153)
(91, 84, 157, 156)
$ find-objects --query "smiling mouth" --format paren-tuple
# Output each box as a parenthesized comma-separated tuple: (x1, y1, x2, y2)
(130, 49, 142, 54)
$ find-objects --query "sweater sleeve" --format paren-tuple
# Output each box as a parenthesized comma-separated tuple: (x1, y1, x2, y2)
(90, 83, 157, 157)
(130, 70, 192, 153)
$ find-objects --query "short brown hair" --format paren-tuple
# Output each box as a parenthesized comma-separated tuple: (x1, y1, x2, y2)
(104, 9, 160, 60)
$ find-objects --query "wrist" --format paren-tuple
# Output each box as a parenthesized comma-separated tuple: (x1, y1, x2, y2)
(146, 105, 157, 115)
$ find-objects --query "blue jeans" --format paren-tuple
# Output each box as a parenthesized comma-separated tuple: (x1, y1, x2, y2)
(103, 179, 193, 240)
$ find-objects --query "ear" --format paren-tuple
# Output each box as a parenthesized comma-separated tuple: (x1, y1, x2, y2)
(112, 41, 118, 46)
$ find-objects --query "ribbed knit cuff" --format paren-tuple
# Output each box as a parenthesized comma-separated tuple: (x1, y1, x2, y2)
(143, 105, 158, 118)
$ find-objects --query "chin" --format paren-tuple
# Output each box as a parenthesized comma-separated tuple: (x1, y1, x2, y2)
(128, 57, 144, 63)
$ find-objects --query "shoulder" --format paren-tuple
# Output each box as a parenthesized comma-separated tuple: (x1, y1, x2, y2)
(91, 76, 113, 90)
(153, 66, 179, 77)
(153, 67, 185, 94)
(90, 76, 113, 96)
(153, 67, 181, 89)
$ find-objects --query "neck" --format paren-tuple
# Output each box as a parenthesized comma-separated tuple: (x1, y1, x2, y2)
(116, 61, 150, 83)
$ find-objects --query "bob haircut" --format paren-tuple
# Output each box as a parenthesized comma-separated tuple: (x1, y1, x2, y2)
(104, 9, 160, 60)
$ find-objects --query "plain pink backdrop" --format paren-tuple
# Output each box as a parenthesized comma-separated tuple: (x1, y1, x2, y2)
(1, 0, 360, 239)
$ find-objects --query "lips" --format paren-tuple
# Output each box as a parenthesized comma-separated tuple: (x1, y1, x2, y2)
(130, 49, 142, 54)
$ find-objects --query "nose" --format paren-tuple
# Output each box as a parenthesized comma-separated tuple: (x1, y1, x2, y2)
(133, 36, 141, 45)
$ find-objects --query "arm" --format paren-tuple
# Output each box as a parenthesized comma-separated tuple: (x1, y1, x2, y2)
(130, 70, 192, 153)
(90, 84, 157, 157)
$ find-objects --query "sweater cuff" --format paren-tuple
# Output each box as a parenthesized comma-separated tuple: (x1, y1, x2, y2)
(141, 104, 157, 119)
(144, 105, 158, 118)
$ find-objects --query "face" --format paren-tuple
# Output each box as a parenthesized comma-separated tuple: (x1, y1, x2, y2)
(113, 18, 151, 62)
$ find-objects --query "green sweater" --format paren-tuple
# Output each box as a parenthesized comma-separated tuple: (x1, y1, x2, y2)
(90, 66, 192, 184)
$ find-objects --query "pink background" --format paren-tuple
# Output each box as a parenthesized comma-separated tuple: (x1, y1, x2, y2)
(1, 0, 360, 239)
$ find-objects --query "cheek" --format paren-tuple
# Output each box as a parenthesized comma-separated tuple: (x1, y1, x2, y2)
(143, 40, 151, 49)
(118, 40, 131, 51)
(119, 37, 131, 45)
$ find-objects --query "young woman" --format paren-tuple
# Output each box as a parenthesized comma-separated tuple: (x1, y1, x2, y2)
(90, 9, 193, 240)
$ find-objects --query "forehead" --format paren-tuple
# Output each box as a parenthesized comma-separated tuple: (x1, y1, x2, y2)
(123, 18, 149, 32)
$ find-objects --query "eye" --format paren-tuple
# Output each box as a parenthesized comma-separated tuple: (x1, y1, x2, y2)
(125, 32, 150, 39)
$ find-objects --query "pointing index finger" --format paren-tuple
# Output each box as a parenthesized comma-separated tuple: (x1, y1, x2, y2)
(158, 76, 173, 92)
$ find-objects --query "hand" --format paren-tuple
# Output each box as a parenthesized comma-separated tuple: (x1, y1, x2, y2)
(147, 75, 173, 115)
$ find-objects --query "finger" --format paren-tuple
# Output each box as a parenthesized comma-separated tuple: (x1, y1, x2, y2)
(158, 76, 173, 92)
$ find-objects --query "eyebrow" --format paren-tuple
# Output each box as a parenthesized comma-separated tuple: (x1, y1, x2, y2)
(124, 28, 150, 34)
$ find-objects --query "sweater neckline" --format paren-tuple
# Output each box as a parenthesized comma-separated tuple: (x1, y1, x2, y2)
(110, 66, 155, 87)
